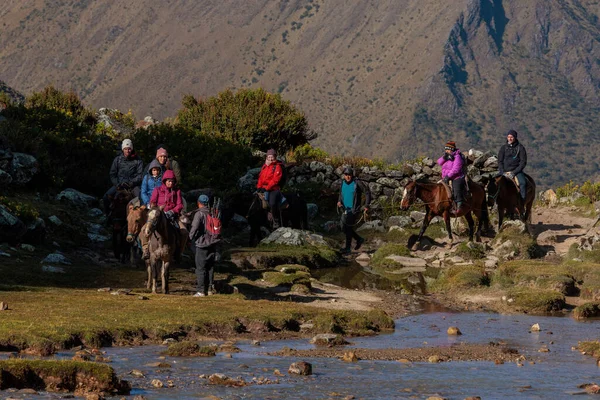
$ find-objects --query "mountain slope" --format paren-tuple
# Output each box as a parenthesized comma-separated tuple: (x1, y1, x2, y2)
(1, 0, 600, 187)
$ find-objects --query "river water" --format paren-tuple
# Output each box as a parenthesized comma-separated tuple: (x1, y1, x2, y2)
(3, 311, 600, 399)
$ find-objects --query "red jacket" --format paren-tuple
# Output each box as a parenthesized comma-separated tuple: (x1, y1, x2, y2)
(257, 162, 283, 191)
(150, 170, 183, 215)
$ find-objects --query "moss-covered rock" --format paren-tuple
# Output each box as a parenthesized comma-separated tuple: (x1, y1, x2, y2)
(492, 225, 543, 259)
(275, 264, 311, 273)
(229, 244, 338, 270)
(454, 241, 486, 260)
(164, 342, 217, 357)
(505, 288, 565, 313)
(262, 270, 312, 288)
(577, 340, 600, 357)
(430, 265, 488, 292)
(311, 309, 394, 336)
(573, 302, 600, 320)
(0, 360, 130, 395)
(371, 244, 412, 269)
(491, 261, 576, 295)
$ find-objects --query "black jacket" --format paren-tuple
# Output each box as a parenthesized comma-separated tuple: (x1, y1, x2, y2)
(498, 140, 527, 175)
(338, 178, 371, 214)
(109, 153, 144, 187)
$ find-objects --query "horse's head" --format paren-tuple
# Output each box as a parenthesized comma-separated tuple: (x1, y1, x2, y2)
(145, 207, 163, 237)
(400, 181, 417, 211)
(486, 177, 500, 207)
(111, 188, 134, 219)
(126, 205, 147, 242)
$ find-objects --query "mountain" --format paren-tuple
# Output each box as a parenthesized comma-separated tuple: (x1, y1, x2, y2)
(1, 0, 600, 187)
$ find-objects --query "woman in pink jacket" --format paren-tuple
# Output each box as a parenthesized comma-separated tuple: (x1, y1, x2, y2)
(437, 141, 466, 216)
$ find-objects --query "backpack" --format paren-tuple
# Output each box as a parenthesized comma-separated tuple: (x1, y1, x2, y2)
(272, 163, 288, 188)
(197, 207, 222, 247)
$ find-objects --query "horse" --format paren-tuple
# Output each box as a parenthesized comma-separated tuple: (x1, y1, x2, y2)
(486, 173, 536, 231)
(108, 188, 134, 263)
(141, 207, 180, 294)
(400, 180, 489, 250)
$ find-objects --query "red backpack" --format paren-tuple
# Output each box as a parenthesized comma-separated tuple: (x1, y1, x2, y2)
(198, 208, 221, 247)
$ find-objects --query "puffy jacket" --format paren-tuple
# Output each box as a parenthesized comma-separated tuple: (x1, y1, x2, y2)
(109, 152, 144, 187)
(257, 161, 283, 191)
(337, 178, 371, 214)
(498, 140, 527, 175)
(437, 149, 465, 180)
(149, 170, 183, 215)
(151, 158, 182, 185)
(140, 159, 163, 206)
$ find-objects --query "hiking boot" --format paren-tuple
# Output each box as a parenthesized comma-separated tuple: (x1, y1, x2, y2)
(340, 247, 351, 255)
(193, 292, 206, 297)
(355, 237, 365, 251)
(451, 203, 467, 216)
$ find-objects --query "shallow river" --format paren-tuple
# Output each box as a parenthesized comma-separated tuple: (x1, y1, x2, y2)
(3, 310, 600, 399)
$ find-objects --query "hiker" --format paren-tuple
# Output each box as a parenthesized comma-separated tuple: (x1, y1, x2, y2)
(154, 144, 182, 184)
(437, 140, 467, 216)
(103, 139, 144, 214)
(143, 170, 187, 260)
(189, 194, 221, 297)
(498, 129, 528, 201)
(140, 159, 162, 207)
(256, 148, 286, 229)
(336, 167, 370, 254)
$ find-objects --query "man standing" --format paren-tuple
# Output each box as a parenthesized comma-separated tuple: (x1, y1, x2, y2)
(189, 194, 220, 297)
(103, 139, 144, 213)
(498, 129, 528, 201)
(337, 167, 370, 254)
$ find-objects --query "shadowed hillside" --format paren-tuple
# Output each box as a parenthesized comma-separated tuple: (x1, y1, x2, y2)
(1, 0, 600, 187)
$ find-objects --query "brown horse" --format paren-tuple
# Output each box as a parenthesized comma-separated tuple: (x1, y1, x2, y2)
(400, 180, 489, 249)
(486, 173, 536, 230)
(126, 204, 151, 288)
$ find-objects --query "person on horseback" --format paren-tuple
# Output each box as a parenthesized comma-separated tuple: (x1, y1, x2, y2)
(142, 170, 187, 260)
(337, 167, 370, 255)
(103, 139, 144, 215)
(256, 148, 286, 229)
(189, 194, 220, 297)
(437, 141, 467, 216)
(498, 129, 527, 201)
(155, 144, 182, 184)
(140, 159, 162, 207)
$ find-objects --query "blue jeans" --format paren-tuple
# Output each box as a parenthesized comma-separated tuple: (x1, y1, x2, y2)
(515, 173, 526, 200)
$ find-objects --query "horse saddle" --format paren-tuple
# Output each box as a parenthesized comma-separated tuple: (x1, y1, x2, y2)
(510, 176, 520, 190)
(257, 192, 269, 209)
(440, 179, 471, 207)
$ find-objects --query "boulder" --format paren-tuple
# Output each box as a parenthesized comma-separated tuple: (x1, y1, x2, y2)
(56, 188, 97, 209)
(261, 228, 329, 247)
(11, 153, 39, 185)
(376, 177, 401, 188)
(356, 220, 385, 232)
(41, 252, 71, 265)
(237, 168, 261, 192)
(229, 213, 248, 228)
(0, 205, 27, 244)
(288, 361, 312, 375)
(306, 203, 318, 220)
(386, 215, 412, 228)
(23, 217, 46, 245)
(410, 211, 426, 223)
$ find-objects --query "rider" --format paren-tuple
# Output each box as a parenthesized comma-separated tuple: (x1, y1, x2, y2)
(337, 167, 370, 255)
(142, 170, 186, 260)
(256, 148, 285, 229)
(437, 141, 467, 216)
(103, 139, 144, 214)
(140, 159, 162, 208)
(155, 144, 182, 184)
(498, 129, 527, 201)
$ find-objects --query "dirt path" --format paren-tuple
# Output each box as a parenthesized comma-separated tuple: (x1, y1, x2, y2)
(531, 206, 598, 255)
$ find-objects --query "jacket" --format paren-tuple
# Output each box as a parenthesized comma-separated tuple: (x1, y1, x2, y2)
(257, 161, 283, 191)
(437, 149, 465, 180)
(109, 152, 144, 187)
(151, 158, 182, 185)
(498, 140, 527, 175)
(337, 178, 371, 214)
(149, 170, 183, 215)
(188, 208, 219, 248)
(140, 159, 163, 206)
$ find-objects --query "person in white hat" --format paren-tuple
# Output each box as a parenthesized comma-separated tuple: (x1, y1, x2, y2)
(102, 139, 144, 214)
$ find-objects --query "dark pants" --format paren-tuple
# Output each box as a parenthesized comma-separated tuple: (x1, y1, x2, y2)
(341, 211, 362, 250)
(268, 190, 282, 225)
(194, 245, 216, 295)
(515, 172, 526, 200)
(103, 185, 140, 213)
(452, 177, 466, 204)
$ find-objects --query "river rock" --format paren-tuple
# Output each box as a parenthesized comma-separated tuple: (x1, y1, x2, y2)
(260, 228, 328, 247)
(288, 361, 312, 375)
(56, 188, 97, 209)
(208, 373, 247, 386)
(0, 205, 27, 244)
(447, 326, 462, 335)
(355, 252, 370, 266)
(11, 153, 39, 185)
(530, 323, 541, 332)
(342, 351, 358, 362)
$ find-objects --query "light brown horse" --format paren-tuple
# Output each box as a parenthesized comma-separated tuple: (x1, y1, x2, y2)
(400, 180, 489, 249)
(486, 173, 536, 231)
(126, 204, 151, 288)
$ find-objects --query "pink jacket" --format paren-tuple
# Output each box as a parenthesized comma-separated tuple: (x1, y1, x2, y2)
(437, 150, 465, 180)
(149, 170, 183, 215)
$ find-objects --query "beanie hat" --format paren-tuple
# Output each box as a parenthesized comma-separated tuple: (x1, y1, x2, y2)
(198, 194, 209, 205)
(507, 129, 518, 139)
(266, 149, 277, 156)
(156, 147, 168, 158)
(121, 139, 133, 150)
(444, 141, 456, 151)
(342, 167, 354, 176)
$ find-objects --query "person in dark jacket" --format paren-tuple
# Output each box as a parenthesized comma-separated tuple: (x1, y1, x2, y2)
(103, 139, 144, 213)
(337, 167, 371, 254)
(498, 129, 528, 200)
(189, 194, 220, 297)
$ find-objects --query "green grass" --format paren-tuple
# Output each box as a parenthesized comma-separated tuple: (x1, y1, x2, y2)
(370, 243, 411, 269)
(262, 270, 311, 287)
(577, 341, 600, 357)
(429, 265, 488, 292)
(573, 302, 600, 320)
(505, 288, 565, 313)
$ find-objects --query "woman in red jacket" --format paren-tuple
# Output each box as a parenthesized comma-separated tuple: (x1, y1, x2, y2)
(257, 149, 285, 228)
